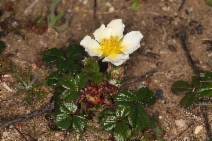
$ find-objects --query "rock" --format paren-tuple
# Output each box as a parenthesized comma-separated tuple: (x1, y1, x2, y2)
(168, 44, 177, 52)
(109, 7, 114, 13)
(82, 0, 88, 5)
(194, 125, 203, 134)
(105, 2, 112, 7)
(3, 131, 8, 138)
(183, 137, 190, 141)
(175, 119, 186, 127)
(155, 89, 164, 100)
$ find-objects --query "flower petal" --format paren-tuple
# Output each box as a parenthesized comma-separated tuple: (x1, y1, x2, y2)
(93, 24, 112, 42)
(102, 53, 129, 66)
(107, 19, 125, 40)
(80, 36, 102, 57)
(121, 31, 143, 55)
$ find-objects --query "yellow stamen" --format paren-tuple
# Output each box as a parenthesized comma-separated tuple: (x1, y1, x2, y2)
(99, 36, 123, 57)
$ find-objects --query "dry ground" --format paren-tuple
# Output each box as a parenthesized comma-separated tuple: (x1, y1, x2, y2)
(0, 0, 212, 140)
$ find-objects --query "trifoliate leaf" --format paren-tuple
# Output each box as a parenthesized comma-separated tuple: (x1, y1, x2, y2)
(128, 105, 150, 130)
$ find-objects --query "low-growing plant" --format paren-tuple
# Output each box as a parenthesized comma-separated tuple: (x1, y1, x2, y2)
(48, 0, 68, 31)
(42, 19, 163, 140)
(171, 72, 212, 108)
(12, 65, 47, 104)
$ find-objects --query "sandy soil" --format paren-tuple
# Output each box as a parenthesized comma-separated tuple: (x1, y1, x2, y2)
(0, 0, 212, 140)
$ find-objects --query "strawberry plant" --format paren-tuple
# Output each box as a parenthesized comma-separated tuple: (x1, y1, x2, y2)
(42, 44, 160, 140)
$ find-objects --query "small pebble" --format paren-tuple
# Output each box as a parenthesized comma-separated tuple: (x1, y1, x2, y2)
(194, 125, 203, 134)
(9, 125, 13, 128)
(82, 0, 88, 5)
(105, 2, 112, 7)
(168, 44, 177, 52)
(175, 119, 186, 127)
(109, 7, 114, 13)
(3, 131, 8, 138)
(183, 137, 190, 141)
(155, 89, 164, 100)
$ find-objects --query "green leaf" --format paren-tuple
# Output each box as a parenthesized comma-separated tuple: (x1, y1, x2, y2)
(153, 127, 163, 136)
(131, 0, 140, 11)
(192, 76, 199, 87)
(180, 92, 199, 108)
(116, 107, 131, 118)
(114, 90, 136, 106)
(66, 45, 85, 60)
(196, 86, 212, 97)
(91, 72, 103, 84)
(171, 80, 193, 94)
(128, 105, 150, 130)
(72, 114, 87, 132)
(102, 108, 116, 116)
(82, 59, 99, 74)
(54, 112, 71, 130)
(136, 87, 156, 105)
(206, 0, 212, 6)
(58, 75, 76, 89)
(102, 116, 117, 131)
(204, 72, 212, 85)
(143, 132, 155, 141)
(0, 41, 6, 54)
(208, 138, 212, 141)
(42, 48, 64, 62)
(75, 74, 89, 89)
(47, 72, 61, 86)
(156, 138, 165, 141)
(53, 86, 65, 101)
(57, 102, 78, 114)
(149, 116, 159, 128)
(114, 122, 131, 141)
(54, 59, 74, 71)
(62, 89, 80, 102)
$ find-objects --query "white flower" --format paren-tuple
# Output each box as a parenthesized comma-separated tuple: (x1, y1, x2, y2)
(80, 19, 143, 66)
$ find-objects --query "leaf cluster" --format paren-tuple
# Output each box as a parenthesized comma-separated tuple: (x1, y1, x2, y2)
(171, 72, 212, 108)
(43, 44, 159, 140)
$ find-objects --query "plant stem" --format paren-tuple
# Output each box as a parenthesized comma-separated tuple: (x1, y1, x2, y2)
(0, 102, 54, 128)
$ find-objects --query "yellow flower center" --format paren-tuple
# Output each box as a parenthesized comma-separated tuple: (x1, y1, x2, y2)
(99, 36, 123, 57)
